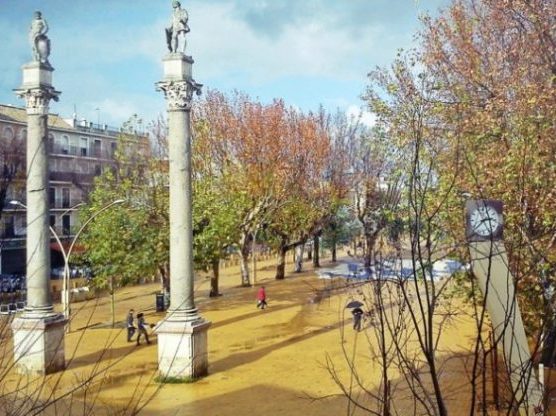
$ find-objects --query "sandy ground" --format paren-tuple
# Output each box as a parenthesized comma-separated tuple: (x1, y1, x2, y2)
(1, 252, 550, 415)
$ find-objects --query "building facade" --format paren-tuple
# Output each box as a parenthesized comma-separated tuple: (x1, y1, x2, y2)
(0, 104, 145, 275)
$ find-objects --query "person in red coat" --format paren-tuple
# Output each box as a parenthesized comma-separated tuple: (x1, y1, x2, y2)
(256, 286, 267, 309)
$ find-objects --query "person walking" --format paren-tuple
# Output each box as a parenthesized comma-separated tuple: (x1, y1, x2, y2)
(126, 309, 136, 342)
(351, 307, 364, 331)
(256, 286, 267, 310)
(136, 312, 151, 345)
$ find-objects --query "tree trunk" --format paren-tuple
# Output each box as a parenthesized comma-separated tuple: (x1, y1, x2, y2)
(275, 238, 287, 280)
(307, 248, 312, 260)
(110, 275, 115, 328)
(331, 238, 337, 262)
(209, 258, 220, 297)
(364, 232, 377, 270)
(158, 264, 170, 294)
(313, 235, 320, 268)
(240, 231, 252, 287)
(294, 243, 304, 273)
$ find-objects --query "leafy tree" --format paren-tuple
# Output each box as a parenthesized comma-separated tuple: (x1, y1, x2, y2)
(80, 127, 159, 326)
(419, 0, 556, 331)
(321, 205, 361, 262)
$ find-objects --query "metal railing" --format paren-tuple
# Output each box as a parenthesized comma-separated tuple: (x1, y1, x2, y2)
(48, 143, 115, 160)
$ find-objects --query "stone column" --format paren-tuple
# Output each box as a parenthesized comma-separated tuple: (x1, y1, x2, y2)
(12, 61, 66, 375)
(155, 53, 210, 379)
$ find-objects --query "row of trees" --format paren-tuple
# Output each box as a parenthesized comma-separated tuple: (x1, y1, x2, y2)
(80, 92, 388, 298)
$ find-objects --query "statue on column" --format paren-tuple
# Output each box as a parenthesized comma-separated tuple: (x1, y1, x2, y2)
(165, 1, 190, 54)
(29, 11, 51, 66)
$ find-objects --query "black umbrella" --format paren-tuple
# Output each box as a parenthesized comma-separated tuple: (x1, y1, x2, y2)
(346, 300, 363, 308)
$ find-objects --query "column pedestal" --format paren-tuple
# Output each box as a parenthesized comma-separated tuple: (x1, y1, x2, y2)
(156, 319, 210, 379)
(11, 315, 67, 375)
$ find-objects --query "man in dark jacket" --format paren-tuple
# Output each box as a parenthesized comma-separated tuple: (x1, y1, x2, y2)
(127, 309, 136, 342)
(136, 312, 151, 345)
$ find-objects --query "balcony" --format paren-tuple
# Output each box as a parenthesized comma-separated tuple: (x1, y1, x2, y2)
(49, 171, 95, 185)
(73, 121, 132, 138)
(48, 143, 115, 160)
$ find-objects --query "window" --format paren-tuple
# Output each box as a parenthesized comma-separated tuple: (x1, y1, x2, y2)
(48, 133, 55, 152)
(49, 188, 56, 207)
(3, 216, 15, 238)
(110, 142, 117, 157)
(18, 128, 27, 141)
(94, 164, 102, 176)
(50, 215, 56, 227)
(62, 215, 71, 235)
(94, 140, 102, 158)
(62, 188, 70, 208)
(80, 137, 88, 157)
(61, 135, 70, 155)
(2, 126, 14, 140)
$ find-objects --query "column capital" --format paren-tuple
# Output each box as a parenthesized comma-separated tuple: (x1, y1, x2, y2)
(156, 79, 202, 111)
(14, 86, 60, 115)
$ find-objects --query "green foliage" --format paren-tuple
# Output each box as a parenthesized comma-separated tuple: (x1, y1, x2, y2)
(154, 375, 199, 384)
(80, 133, 163, 291)
(321, 205, 361, 250)
(192, 174, 243, 270)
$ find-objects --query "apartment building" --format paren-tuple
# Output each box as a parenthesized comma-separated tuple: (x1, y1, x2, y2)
(0, 104, 147, 275)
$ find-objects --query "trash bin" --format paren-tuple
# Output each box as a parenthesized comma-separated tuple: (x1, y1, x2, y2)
(156, 293, 165, 312)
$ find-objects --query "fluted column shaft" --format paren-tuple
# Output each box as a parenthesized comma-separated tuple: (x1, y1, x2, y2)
(25, 110, 52, 314)
(168, 108, 196, 316)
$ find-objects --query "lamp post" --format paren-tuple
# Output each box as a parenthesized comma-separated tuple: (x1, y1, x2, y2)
(10, 198, 125, 331)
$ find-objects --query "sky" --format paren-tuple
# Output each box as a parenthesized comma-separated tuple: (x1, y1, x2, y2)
(0, 0, 449, 128)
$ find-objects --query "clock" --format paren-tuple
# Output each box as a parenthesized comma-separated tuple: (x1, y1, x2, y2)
(465, 200, 503, 241)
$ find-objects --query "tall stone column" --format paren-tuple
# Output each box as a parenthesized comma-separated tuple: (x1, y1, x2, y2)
(154, 44, 210, 377)
(11, 12, 66, 374)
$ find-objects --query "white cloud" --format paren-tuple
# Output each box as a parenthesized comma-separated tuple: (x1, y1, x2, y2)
(346, 104, 376, 128)
(189, 2, 382, 83)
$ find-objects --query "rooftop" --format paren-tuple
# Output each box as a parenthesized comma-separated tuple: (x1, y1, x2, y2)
(0, 104, 72, 130)
(0, 104, 143, 138)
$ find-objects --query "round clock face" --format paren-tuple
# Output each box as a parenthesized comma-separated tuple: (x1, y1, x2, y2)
(470, 205, 501, 237)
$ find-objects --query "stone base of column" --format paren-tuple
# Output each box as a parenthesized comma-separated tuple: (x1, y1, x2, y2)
(11, 314, 67, 375)
(155, 317, 211, 380)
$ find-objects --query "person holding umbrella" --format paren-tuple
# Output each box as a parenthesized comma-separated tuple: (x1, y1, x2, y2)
(346, 300, 364, 332)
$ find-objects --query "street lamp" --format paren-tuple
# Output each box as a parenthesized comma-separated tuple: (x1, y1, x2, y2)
(10, 198, 125, 331)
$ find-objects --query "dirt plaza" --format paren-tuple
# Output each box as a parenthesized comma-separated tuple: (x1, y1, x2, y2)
(2, 253, 542, 416)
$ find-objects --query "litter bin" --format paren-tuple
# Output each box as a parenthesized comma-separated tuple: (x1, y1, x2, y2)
(155, 293, 165, 312)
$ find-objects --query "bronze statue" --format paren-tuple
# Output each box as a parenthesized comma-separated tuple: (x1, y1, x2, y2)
(165, 1, 190, 54)
(29, 11, 51, 65)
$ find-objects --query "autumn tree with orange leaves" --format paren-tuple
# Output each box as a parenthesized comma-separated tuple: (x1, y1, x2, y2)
(194, 91, 340, 285)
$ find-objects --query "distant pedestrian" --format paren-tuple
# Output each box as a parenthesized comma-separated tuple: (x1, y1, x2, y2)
(256, 286, 267, 310)
(136, 312, 151, 345)
(127, 309, 136, 342)
(351, 307, 364, 331)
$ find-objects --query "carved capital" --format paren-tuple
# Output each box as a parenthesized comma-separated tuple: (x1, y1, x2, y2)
(157, 79, 202, 111)
(15, 87, 60, 115)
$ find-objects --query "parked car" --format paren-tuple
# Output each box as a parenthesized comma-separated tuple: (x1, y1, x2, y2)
(51, 266, 91, 280)
(0, 274, 25, 293)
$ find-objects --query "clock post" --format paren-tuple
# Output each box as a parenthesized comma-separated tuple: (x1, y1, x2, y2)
(466, 200, 543, 415)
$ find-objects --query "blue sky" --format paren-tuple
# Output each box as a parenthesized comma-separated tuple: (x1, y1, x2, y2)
(0, 0, 449, 127)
